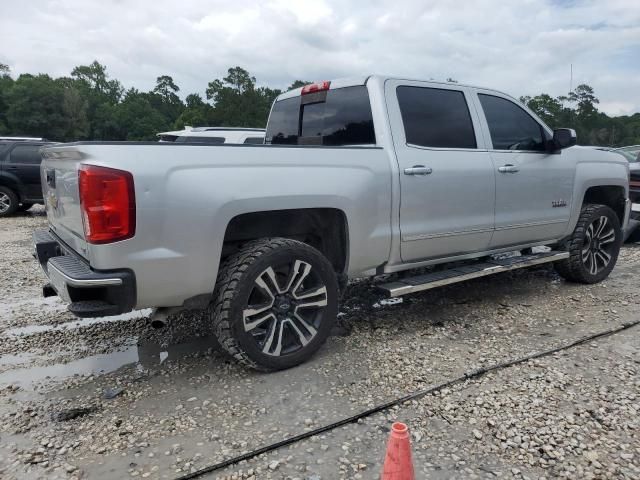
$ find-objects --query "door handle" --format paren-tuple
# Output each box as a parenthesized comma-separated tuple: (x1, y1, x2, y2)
(6, 166, 18, 170)
(404, 165, 432, 176)
(498, 164, 519, 173)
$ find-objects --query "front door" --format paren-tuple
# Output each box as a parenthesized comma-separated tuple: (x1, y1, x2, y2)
(473, 92, 574, 248)
(386, 80, 496, 262)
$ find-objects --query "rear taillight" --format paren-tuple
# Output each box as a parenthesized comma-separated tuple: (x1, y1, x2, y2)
(79, 165, 135, 244)
(301, 81, 331, 95)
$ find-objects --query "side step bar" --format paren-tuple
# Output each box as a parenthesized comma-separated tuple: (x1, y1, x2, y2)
(378, 251, 569, 298)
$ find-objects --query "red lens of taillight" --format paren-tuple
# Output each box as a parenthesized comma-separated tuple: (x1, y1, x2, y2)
(78, 165, 136, 244)
(301, 81, 331, 95)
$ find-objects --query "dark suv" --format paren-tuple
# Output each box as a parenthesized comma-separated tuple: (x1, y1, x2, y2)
(0, 138, 53, 217)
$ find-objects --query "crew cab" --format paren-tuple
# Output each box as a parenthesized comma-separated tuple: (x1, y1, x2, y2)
(0, 137, 53, 216)
(34, 76, 631, 370)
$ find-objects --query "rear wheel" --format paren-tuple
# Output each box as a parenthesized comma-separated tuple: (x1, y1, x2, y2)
(555, 204, 622, 283)
(0, 187, 19, 217)
(210, 238, 339, 371)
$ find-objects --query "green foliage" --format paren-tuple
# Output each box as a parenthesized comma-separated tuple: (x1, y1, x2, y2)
(0, 61, 637, 147)
(113, 88, 171, 140)
(205, 66, 281, 127)
(0, 64, 14, 134)
(5, 74, 68, 139)
(175, 93, 215, 129)
(521, 85, 639, 147)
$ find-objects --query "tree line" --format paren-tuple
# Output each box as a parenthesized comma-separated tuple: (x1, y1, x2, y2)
(0, 61, 308, 142)
(0, 60, 638, 146)
(520, 85, 640, 147)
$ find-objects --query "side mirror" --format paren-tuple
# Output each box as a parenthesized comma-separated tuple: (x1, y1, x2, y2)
(550, 128, 577, 151)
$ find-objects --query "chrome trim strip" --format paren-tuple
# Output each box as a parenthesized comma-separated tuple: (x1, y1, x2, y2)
(402, 219, 566, 242)
(403, 227, 493, 242)
(46, 261, 123, 288)
(494, 219, 567, 231)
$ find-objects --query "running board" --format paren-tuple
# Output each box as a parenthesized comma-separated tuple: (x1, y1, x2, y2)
(378, 251, 569, 298)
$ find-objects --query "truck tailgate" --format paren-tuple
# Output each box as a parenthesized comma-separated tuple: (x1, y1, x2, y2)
(41, 145, 89, 258)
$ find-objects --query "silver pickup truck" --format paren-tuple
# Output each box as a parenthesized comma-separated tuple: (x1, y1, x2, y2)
(34, 75, 631, 370)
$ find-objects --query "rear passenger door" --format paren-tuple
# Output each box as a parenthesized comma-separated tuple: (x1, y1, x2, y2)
(473, 91, 574, 248)
(7, 143, 45, 200)
(385, 80, 496, 262)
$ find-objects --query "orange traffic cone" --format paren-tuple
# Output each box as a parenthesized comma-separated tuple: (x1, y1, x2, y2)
(381, 422, 415, 480)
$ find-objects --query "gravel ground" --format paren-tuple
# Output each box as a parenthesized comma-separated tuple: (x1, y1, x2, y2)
(0, 208, 639, 479)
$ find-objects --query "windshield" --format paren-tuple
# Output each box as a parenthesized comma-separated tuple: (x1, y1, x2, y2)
(266, 86, 376, 146)
(614, 146, 640, 163)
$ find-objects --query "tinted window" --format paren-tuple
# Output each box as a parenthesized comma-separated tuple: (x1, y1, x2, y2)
(397, 87, 477, 149)
(158, 134, 178, 142)
(175, 136, 225, 144)
(9, 145, 42, 164)
(479, 94, 545, 151)
(266, 86, 376, 146)
(243, 136, 264, 144)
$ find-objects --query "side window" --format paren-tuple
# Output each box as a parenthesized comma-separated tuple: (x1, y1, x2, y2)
(267, 86, 376, 146)
(396, 86, 477, 149)
(9, 145, 43, 164)
(175, 136, 225, 144)
(243, 136, 264, 144)
(478, 94, 545, 151)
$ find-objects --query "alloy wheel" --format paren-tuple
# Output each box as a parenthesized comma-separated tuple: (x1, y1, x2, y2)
(243, 259, 328, 357)
(581, 215, 616, 275)
(0, 192, 11, 214)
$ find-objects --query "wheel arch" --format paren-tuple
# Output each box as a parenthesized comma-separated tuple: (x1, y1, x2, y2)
(0, 174, 22, 199)
(564, 167, 628, 237)
(582, 185, 626, 224)
(222, 208, 350, 275)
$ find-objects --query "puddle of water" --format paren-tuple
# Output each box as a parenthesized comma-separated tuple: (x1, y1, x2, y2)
(0, 335, 218, 390)
(0, 352, 38, 368)
(4, 309, 152, 337)
(0, 345, 139, 389)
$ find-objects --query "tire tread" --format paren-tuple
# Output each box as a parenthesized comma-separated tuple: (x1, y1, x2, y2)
(210, 238, 325, 371)
(555, 203, 621, 283)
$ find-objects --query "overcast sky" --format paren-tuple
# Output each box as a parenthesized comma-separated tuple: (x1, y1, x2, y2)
(2, 0, 640, 115)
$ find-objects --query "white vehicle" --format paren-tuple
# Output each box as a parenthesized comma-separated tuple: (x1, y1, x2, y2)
(157, 127, 265, 144)
(35, 76, 630, 371)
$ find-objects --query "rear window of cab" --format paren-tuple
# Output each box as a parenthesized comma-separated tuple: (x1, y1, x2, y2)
(266, 86, 376, 146)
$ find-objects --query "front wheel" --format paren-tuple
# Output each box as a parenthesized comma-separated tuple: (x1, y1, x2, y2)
(210, 238, 339, 371)
(555, 204, 622, 283)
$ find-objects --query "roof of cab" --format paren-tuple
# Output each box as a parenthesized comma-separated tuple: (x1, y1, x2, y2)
(274, 74, 518, 102)
(277, 76, 372, 101)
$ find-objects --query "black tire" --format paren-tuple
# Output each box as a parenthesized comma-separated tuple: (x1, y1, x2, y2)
(17, 203, 34, 212)
(0, 187, 19, 217)
(555, 204, 622, 283)
(209, 238, 339, 371)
